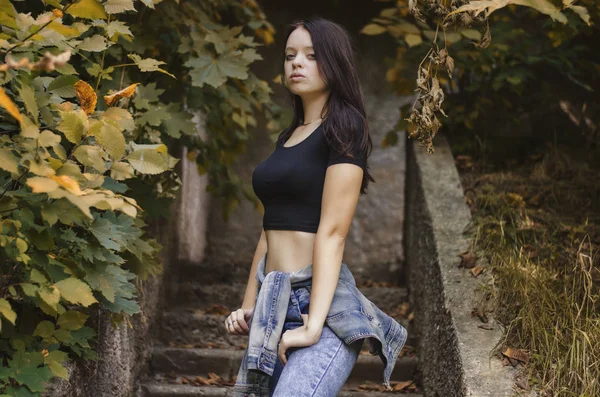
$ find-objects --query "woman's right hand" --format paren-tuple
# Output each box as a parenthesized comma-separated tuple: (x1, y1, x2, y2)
(224, 307, 254, 335)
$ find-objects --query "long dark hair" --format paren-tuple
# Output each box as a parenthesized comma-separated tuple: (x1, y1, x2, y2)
(278, 17, 375, 195)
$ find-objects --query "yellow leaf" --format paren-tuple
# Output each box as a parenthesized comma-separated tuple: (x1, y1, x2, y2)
(39, 286, 61, 310)
(67, 0, 107, 20)
(47, 21, 81, 38)
(361, 23, 387, 35)
(0, 86, 22, 123)
(46, 189, 92, 219)
(26, 177, 60, 193)
(103, 83, 139, 107)
(405, 34, 423, 47)
(0, 298, 17, 325)
(256, 27, 274, 45)
(386, 68, 397, 83)
(51, 175, 82, 196)
(74, 80, 97, 115)
(0, 148, 19, 173)
(48, 360, 69, 379)
(54, 278, 97, 307)
(119, 202, 137, 218)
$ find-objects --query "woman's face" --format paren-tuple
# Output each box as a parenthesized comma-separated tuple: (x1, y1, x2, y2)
(284, 26, 328, 98)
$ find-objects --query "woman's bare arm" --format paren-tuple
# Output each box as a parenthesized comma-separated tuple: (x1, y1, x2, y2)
(240, 228, 268, 310)
(306, 163, 363, 339)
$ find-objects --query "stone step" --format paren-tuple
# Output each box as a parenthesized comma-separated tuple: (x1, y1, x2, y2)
(141, 382, 424, 397)
(169, 282, 410, 315)
(158, 311, 416, 350)
(175, 262, 407, 287)
(149, 347, 418, 387)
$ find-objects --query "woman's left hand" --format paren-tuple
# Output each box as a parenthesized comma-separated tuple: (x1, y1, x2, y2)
(278, 314, 321, 365)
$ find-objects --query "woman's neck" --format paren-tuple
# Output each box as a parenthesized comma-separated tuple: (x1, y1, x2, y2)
(301, 90, 330, 125)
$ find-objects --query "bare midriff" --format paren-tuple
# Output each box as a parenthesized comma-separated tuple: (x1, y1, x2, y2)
(264, 230, 316, 274)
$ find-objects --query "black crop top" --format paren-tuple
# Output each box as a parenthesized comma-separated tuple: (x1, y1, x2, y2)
(252, 123, 365, 233)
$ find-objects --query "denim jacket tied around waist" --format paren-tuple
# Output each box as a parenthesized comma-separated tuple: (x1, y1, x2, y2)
(232, 253, 408, 397)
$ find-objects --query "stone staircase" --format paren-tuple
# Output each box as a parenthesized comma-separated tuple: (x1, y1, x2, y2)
(139, 271, 422, 396)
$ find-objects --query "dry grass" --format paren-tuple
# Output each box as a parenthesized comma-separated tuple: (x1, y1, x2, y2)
(457, 144, 600, 396)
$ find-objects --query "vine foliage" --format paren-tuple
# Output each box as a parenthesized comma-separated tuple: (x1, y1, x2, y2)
(0, 0, 279, 394)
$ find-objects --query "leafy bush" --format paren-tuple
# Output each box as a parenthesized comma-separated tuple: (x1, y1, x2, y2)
(0, 0, 279, 394)
(361, 0, 597, 155)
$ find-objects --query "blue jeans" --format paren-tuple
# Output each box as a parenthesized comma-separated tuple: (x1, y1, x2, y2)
(267, 285, 364, 397)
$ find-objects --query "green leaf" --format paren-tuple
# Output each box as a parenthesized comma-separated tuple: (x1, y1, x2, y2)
(0, 148, 19, 173)
(53, 327, 72, 343)
(55, 63, 78, 75)
(20, 283, 38, 297)
(38, 286, 60, 310)
(18, 84, 38, 121)
(460, 29, 482, 41)
(8, 350, 53, 392)
(67, 0, 107, 20)
(101, 294, 140, 315)
(38, 130, 62, 147)
(77, 34, 109, 52)
(70, 325, 96, 347)
(163, 107, 197, 138)
(57, 311, 88, 330)
(86, 264, 138, 303)
(105, 21, 133, 38)
(0, 0, 17, 17)
(57, 110, 88, 144)
(48, 360, 68, 379)
(73, 145, 108, 172)
(185, 52, 249, 88)
(133, 82, 164, 110)
(0, 11, 17, 30)
(110, 161, 134, 180)
(102, 107, 135, 131)
(33, 320, 55, 338)
(45, 350, 68, 364)
(54, 278, 98, 307)
(104, 0, 136, 14)
(30, 269, 48, 284)
(27, 228, 55, 250)
(0, 298, 16, 325)
(90, 120, 125, 159)
(20, 116, 40, 139)
(126, 148, 170, 175)
(127, 54, 175, 78)
(87, 213, 133, 250)
(44, 0, 63, 7)
(137, 105, 171, 126)
(47, 75, 79, 98)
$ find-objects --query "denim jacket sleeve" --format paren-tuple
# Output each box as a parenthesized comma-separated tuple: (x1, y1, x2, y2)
(232, 254, 407, 397)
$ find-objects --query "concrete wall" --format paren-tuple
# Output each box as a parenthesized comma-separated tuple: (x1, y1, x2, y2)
(204, 0, 410, 284)
(405, 133, 518, 396)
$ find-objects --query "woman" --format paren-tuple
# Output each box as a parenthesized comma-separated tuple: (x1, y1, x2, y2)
(224, 17, 407, 397)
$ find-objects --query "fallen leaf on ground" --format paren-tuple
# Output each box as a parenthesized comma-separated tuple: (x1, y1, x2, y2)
(503, 346, 530, 364)
(204, 304, 230, 315)
(516, 377, 530, 390)
(392, 380, 414, 391)
(458, 250, 477, 268)
(471, 265, 485, 277)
